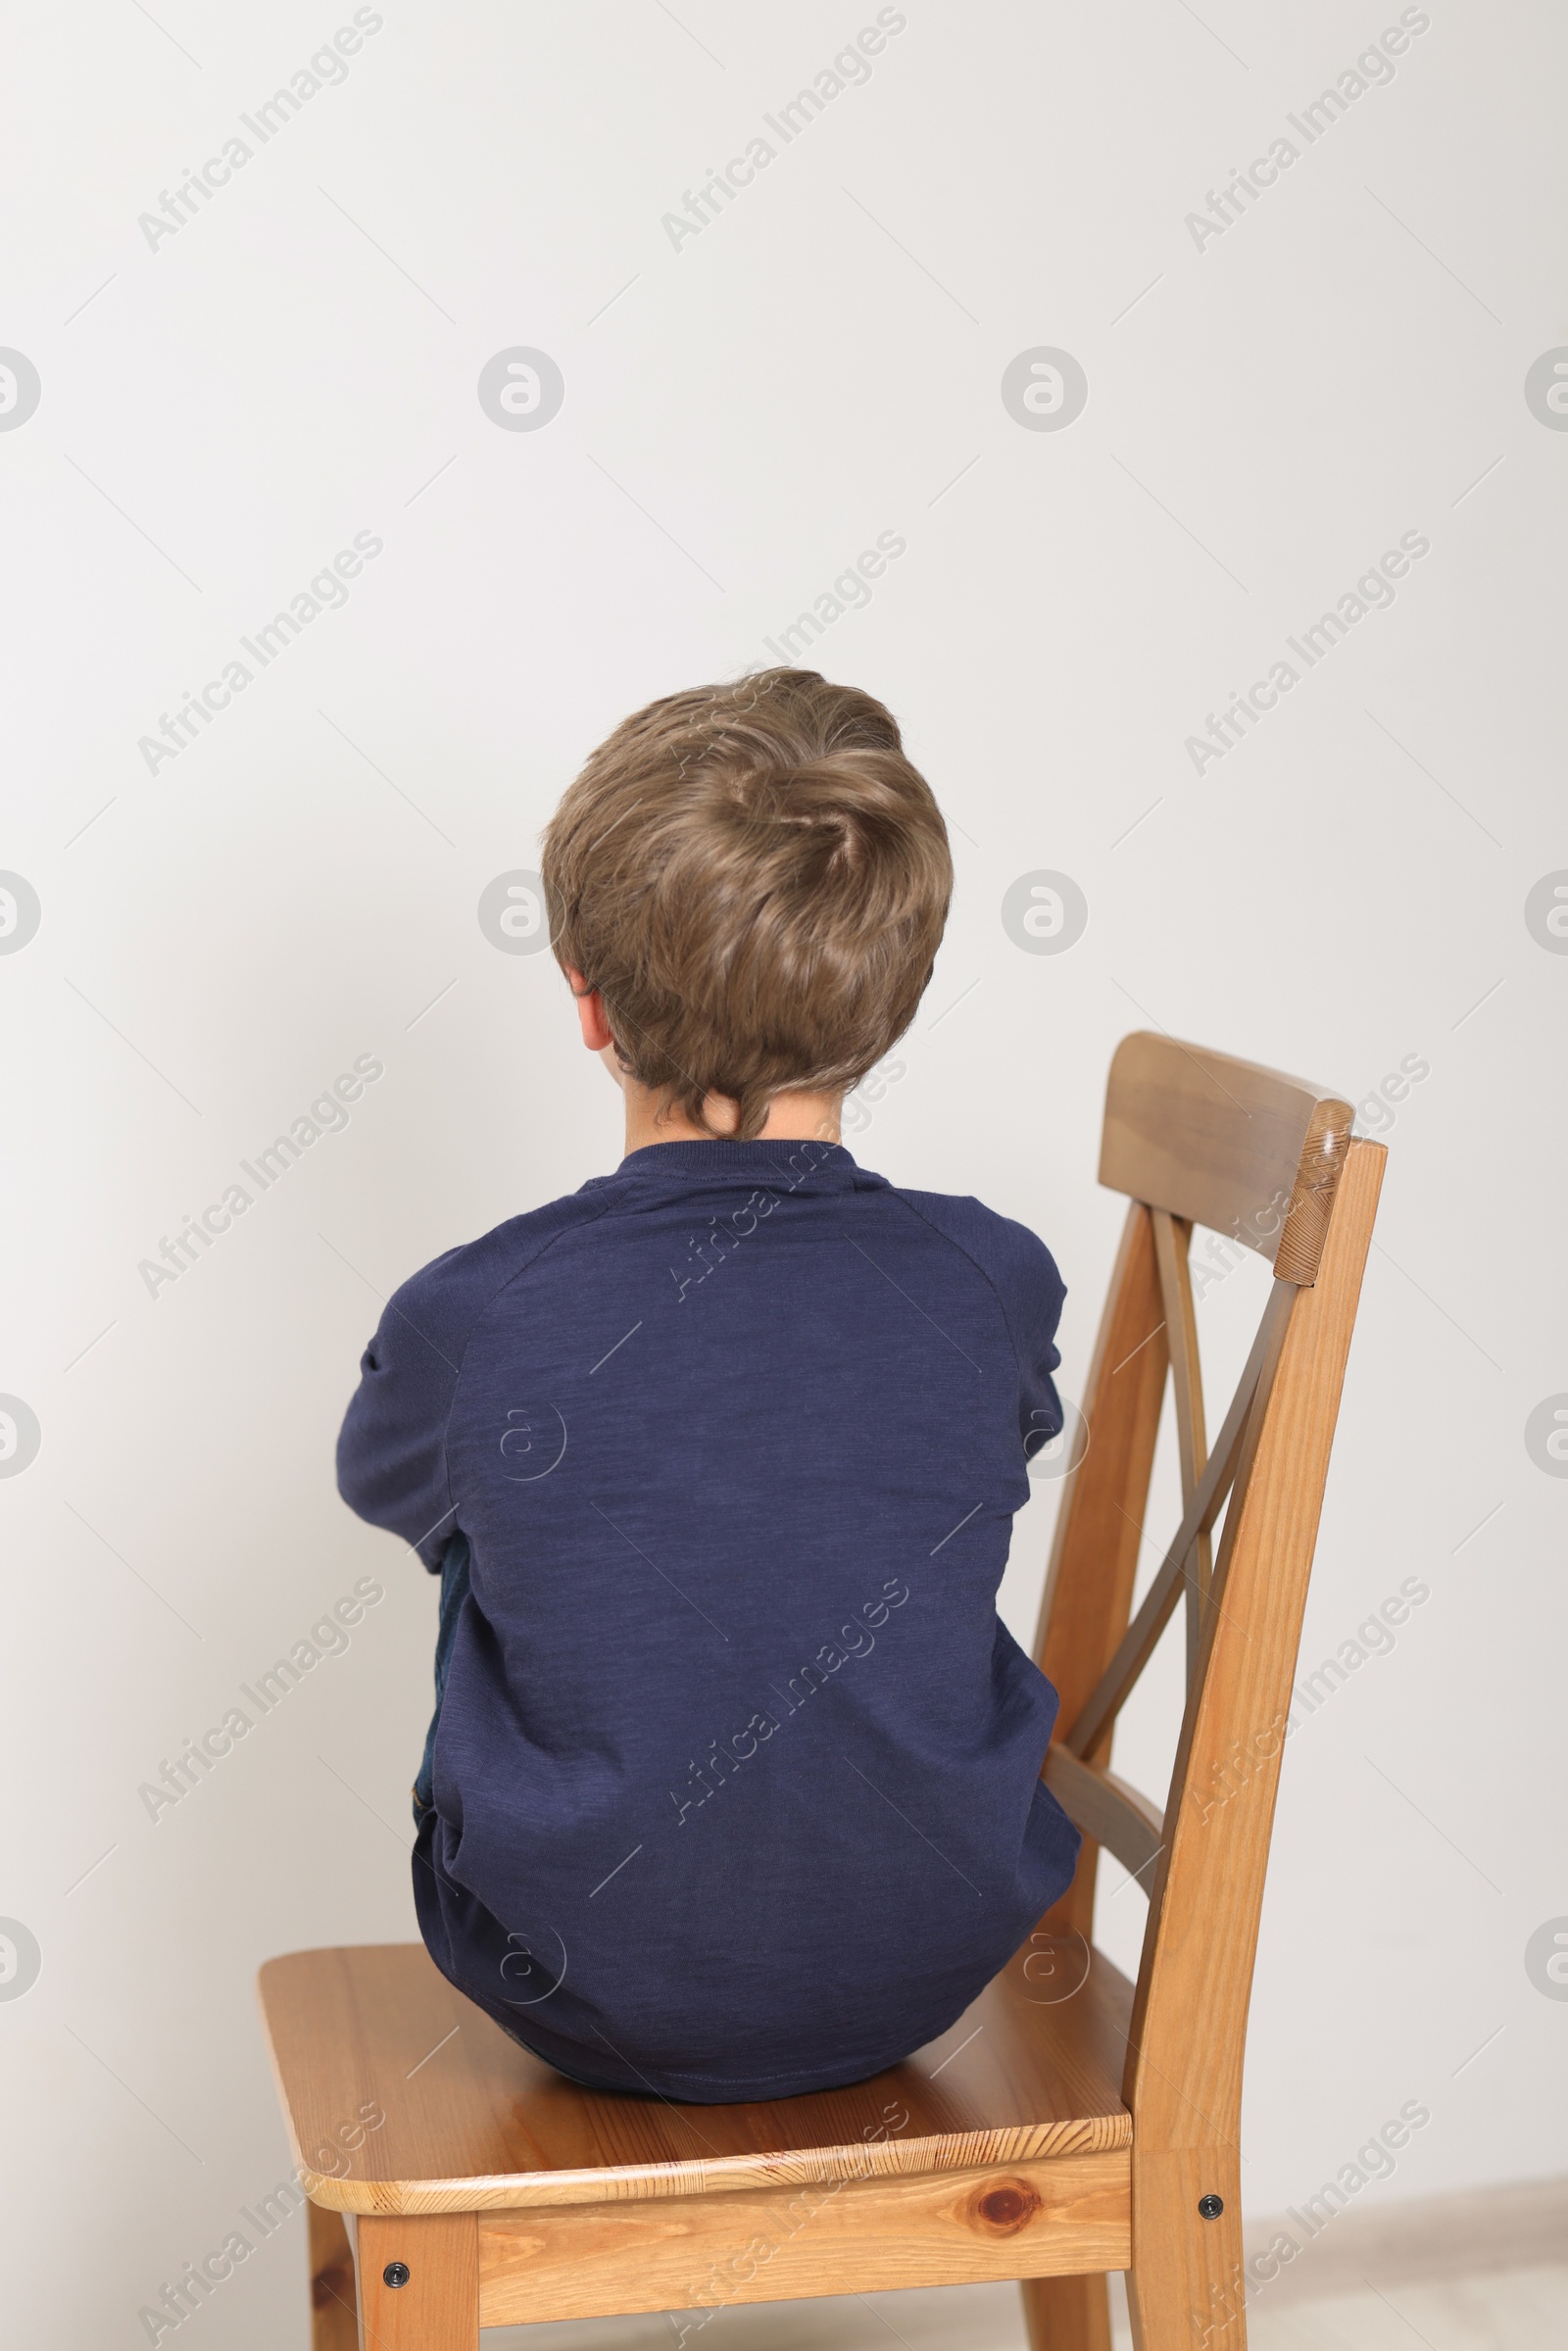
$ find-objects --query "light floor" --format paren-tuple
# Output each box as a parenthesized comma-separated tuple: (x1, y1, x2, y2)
(489, 2264, 1568, 2351)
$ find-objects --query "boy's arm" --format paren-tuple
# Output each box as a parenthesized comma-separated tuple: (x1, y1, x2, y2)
(1006, 1226, 1066, 1467)
(893, 1190, 1065, 1466)
(336, 1255, 466, 1570)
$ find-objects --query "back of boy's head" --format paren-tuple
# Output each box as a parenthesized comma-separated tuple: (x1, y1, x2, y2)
(542, 668, 952, 1141)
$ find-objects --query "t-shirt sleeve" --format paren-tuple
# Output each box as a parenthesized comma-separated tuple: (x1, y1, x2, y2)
(895, 1190, 1066, 1472)
(336, 1250, 468, 1569)
(992, 1216, 1066, 1468)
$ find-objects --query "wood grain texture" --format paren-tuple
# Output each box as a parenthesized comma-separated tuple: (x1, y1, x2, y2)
(308, 2201, 358, 2351)
(1125, 2145, 1242, 2351)
(1126, 1142, 1385, 2140)
(253, 1037, 1385, 2351)
(258, 1937, 1133, 2216)
(1063, 1280, 1296, 1763)
(1152, 1209, 1212, 1684)
(1021, 2269, 1115, 2351)
(1100, 1033, 1352, 1285)
(1043, 1747, 1164, 1886)
(474, 2151, 1131, 2327)
(1122, 1142, 1385, 2351)
(1034, 1200, 1168, 1936)
(353, 2212, 478, 2349)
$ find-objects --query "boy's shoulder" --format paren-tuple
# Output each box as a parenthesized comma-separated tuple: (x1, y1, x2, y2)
(385, 1178, 629, 1356)
(887, 1182, 1066, 1358)
(892, 1182, 1063, 1289)
(383, 1163, 1063, 1362)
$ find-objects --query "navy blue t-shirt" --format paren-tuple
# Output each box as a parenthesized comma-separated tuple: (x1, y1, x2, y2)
(336, 1138, 1079, 2101)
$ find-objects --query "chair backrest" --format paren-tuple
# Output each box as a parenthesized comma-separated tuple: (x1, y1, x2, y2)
(1033, 1033, 1384, 2160)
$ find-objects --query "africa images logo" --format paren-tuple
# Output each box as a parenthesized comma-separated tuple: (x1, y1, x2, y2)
(476, 350, 564, 431)
(0, 349, 41, 431)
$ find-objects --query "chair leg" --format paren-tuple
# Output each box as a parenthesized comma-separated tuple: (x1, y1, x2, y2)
(308, 2203, 359, 2351)
(1020, 2271, 1113, 2351)
(1125, 2150, 1245, 2351)
(353, 2213, 480, 2349)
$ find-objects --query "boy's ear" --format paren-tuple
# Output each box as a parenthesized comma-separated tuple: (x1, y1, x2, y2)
(566, 967, 614, 1053)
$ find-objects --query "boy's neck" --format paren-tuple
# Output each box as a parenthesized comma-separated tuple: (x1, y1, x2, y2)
(621, 1083, 844, 1156)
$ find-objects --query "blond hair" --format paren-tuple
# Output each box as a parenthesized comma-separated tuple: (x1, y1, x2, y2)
(542, 669, 951, 1140)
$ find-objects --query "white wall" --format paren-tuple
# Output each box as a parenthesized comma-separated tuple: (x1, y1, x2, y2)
(3, 4, 1564, 2343)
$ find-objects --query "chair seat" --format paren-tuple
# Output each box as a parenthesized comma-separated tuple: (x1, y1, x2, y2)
(258, 1933, 1133, 2218)
(253, 1064, 1384, 2340)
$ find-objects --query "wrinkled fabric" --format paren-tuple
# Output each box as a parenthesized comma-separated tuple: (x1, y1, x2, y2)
(337, 1138, 1079, 2101)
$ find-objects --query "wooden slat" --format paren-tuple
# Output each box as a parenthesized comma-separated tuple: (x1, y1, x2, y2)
(353, 2212, 477, 2349)
(1021, 2271, 1115, 2351)
(1064, 1279, 1296, 1761)
(1100, 1033, 1353, 1285)
(1124, 2145, 1240, 2351)
(1151, 1210, 1211, 1687)
(1034, 1202, 1169, 1935)
(250, 1031, 1391, 2351)
(258, 1939, 1133, 2217)
(474, 2150, 1131, 2327)
(1043, 1747, 1163, 1886)
(1121, 1141, 1385, 2351)
(308, 2202, 358, 2351)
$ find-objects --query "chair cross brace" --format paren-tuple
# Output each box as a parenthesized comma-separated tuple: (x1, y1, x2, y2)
(1150, 1211, 1212, 1690)
(256, 1033, 1385, 2351)
(1063, 1272, 1298, 1763)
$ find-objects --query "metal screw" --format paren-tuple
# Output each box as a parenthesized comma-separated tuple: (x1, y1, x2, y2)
(1198, 2194, 1224, 2220)
(382, 2261, 411, 2288)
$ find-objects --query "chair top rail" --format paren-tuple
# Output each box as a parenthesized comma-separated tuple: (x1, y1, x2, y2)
(1100, 1032, 1353, 1284)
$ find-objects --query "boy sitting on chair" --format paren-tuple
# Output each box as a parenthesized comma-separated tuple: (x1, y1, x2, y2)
(335, 668, 1080, 2102)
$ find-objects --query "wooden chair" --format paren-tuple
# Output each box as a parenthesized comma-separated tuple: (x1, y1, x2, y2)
(259, 1032, 1384, 2351)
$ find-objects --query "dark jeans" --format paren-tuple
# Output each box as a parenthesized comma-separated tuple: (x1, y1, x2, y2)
(413, 1531, 470, 1825)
